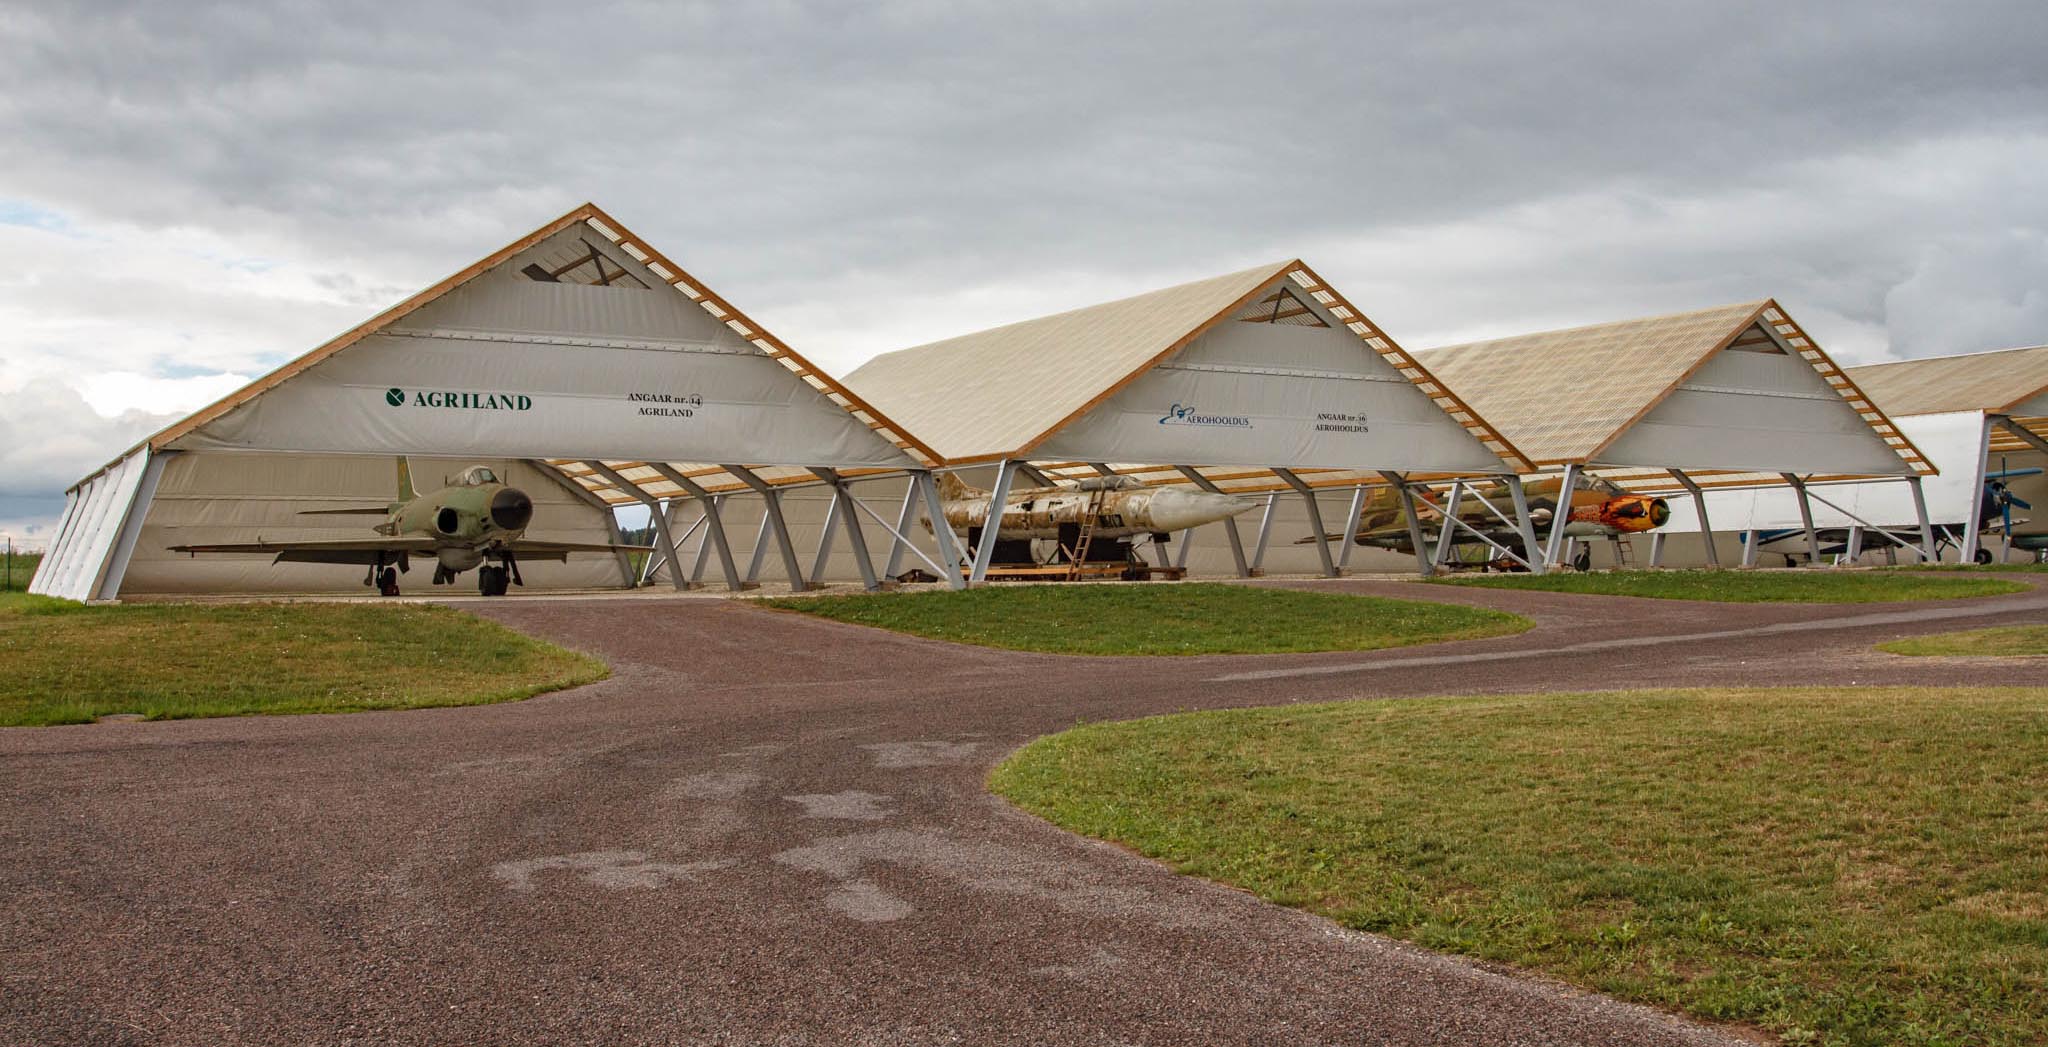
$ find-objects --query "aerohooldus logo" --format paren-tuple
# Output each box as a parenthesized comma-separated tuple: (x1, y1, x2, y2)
(1158, 402, 1253, 429)
(384, 387, 532, 410)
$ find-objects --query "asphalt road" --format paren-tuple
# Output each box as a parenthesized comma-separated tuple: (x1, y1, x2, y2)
(3, 577, 2043, 1046)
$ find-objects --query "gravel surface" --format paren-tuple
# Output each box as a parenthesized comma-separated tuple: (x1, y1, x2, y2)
(3, 576, 2041, 1046)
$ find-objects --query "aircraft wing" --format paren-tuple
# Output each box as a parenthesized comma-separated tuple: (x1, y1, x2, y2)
(505, 538, 654, 562)
(168, 538, 439, 566)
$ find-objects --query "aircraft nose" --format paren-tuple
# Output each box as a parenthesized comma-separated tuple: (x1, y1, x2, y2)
(491, 488, 535, 531)
(1149, 489, 1262, 532)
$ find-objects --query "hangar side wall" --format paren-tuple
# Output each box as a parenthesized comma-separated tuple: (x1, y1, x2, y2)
(121, 453, 625, 595)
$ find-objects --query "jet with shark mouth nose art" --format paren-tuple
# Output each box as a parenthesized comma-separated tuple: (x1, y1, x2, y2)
(170, 458, 650, 596)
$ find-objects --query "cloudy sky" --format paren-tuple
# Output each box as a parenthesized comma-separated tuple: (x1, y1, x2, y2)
(3, 1, 2045, 543)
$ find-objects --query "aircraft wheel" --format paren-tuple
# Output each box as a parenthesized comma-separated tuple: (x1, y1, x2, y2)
(1572, 548, 1592, 572)
(1974, 549, 1993, 565)
(378, 567, 400, 597)
(478, 565, 506, 596)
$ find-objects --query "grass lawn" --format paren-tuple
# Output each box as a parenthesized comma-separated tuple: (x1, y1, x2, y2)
(0, 593, 606, 726)
(1, 551, 39, 593)
(1880, 625, 2048, 657)
(993, 687, 2048, 1046)
(1435, 568, 2026, 602)
(758, 582, 1529, 655)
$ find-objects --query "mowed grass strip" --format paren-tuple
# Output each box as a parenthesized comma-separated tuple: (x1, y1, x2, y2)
(1, 551, 39, 593)
(0, 593, 606, 726)
(1881, 624, 2048, 657)
(759, 582, 1528, 655)
(993, 687, 2048, 1047)
(1436, 567, 2025, 602)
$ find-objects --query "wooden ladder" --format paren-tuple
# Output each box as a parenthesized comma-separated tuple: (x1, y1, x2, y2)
(1066, 487, 1110, 581)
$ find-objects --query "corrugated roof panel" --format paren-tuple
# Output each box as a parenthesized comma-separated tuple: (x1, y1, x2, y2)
(1847, 345, 2048, 417)
(1415, 302, 1767, 464)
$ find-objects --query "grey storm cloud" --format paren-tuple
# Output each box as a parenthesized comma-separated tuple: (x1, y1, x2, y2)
(0, 0, 2045, 534)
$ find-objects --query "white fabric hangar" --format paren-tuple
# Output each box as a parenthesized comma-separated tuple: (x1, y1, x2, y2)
(1414, 300, 1939, 568)
(846, 260, 1540, 580)
(1806, 344, 2048, 564)
(34, 203, 954, 601)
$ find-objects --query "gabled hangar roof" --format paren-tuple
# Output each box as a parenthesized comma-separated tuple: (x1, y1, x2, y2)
(1415, 299, 1933, 479)
(1847, 344, 2048, 460)
(845, 260, 1531, 472)
(84, 202, 939, 508)
(1847, 344, 2048, 417)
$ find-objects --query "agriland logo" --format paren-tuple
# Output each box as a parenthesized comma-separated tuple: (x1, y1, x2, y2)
(1158, 402, 1253, 428)
(385, 387, 532, 410)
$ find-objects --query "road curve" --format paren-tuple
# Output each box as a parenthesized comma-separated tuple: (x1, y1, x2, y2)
(2, 577, 2041, 1046)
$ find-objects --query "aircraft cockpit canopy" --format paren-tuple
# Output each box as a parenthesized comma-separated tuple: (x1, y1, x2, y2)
(454, 466, 500, 487)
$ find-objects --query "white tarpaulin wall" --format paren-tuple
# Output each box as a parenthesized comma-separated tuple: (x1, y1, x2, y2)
(1035, 318, 1510, 473)
(31, 446, 153, 602)
(168, 225, 914, 469)
(1598, 348, 1915, 475)
(1663, 411, 2041, 558)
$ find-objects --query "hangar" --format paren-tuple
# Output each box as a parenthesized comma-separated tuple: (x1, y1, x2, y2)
(1413, 300, 1938, 569)
(1813, 344, 2048, 563)
(31, 204, 958, 602)
(845, 261, 1542, 581)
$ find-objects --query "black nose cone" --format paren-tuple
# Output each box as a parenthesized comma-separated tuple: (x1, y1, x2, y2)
(491, 488, 535, 532)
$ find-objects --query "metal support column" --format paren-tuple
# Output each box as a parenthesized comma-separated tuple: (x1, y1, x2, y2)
(1378, 471, 1434, 578)
(1176, 466, 1249, 577)
(743, 511, 773, 584)
(1668, 469, 1718, 568)
(1275, 469, 1337, 578)
(1649, 531, 1667, 567)
(1781, 473, 1821, 567)
(1432, 482, 1466, 568)
(582, 461, 688, 591)
(1907, 475, 1938, 565)
(808, 494, 841, 586)
(1543, 464, 1582, 571)
(1502, 475, 1544, 575)
(650, 464, 743, 591)
(1336, 484, 1367, 571)
(915, 471, 969, 590)
(881, 482, 921, 579)
(968, 460, 1019, 585)
(1845, 525, 1864, 564)
(1248, 493, 1279, 574)
(813, 469, 881, 591)
(724, 466, 806, 593)
(1741, 528, 1762, 568)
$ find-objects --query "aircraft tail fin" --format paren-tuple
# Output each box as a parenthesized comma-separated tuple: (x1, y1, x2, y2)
(396, 457, 418, 502)
(936, 472, 981, 501)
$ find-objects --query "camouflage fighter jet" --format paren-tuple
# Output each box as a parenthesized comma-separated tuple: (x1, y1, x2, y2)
(1306, 475, 1670, 570)
(170, 459, 650, 596)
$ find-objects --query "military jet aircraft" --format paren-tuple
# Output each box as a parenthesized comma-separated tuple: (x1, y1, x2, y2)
(170, 459, 649, 596)
(1305, 475, 1670, 571)
(928, 472, 1260, 566)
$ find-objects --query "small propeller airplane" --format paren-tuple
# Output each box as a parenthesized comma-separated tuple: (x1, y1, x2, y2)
(1302, 475, 1670, 571)
(170, 458, 651, 596)
(1746, 462, 2046, 566)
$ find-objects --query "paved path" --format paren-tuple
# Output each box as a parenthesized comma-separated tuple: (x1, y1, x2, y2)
(3, 579, 2043, 1046)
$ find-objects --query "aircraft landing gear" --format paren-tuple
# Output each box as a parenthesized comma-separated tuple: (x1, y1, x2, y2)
(367, 554, 401, 596)
(478, 564, 511, 596)
(1974, 548, 1993, 565)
